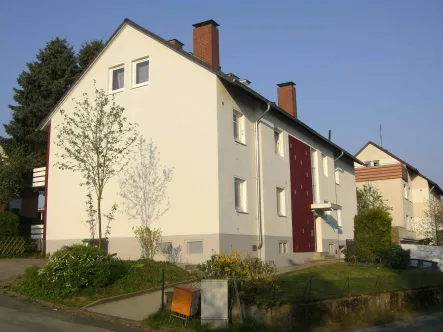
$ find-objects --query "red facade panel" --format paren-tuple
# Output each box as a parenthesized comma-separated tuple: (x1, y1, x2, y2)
(288, 136, 315, 252)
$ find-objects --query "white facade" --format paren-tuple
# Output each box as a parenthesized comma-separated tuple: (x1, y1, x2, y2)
(41, 20, 358, 266)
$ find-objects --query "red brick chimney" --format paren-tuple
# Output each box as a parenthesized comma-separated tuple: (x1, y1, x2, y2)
(168, 39, 184, 50)
(192, 19, 220, 69)
(277, 82, 297, 118)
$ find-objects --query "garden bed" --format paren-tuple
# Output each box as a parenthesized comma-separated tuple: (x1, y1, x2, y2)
(11, 259, 192, 307)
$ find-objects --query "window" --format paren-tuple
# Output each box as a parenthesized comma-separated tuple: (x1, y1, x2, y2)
(422, 261, 433, 269)
(322, 154, 328, 177)
(160, 242, 172, 254)
(410, 217, 414, 231)
(110, 65, 124, 91)
(279, 241, 288, 254)
(311, 149, 319, 202)
(274, 130, 283, 156)
(404, 183, 408, 199)
(405, 215, 409, 229)
(337, 210, 342, 227)
(276, 187, 286, 216)
(233, 111, 245, 143)
(132, 58, 149, 87)
(408, 187, 412, 201)
(364, 161, 371, 167)
(335, 169, 340, 185)
(373, 160, 380, 166)
(329, 243, 335, 254)
(187, 241, 203, 254)
(234, 177, 247, 212)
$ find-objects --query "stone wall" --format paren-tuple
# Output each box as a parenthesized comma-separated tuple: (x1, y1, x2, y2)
(401, 244, 443, 266)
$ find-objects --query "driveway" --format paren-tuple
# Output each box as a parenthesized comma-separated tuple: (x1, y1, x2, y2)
(0, 295, 147, 331)
(0, 258, 47, 286)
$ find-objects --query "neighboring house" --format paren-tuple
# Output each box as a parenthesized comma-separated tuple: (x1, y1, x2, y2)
(36, 19, 360, 266)
(355, 141, 443, 243)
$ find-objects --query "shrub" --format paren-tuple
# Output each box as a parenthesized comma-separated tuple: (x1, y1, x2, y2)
(384, 243, 411, 269)
(354, 208, 392, 263)
(18, 244, 113, 299)
(0, 211, 19, 237)
(198, 249, 277, 305)
(134, 226, 162, 260)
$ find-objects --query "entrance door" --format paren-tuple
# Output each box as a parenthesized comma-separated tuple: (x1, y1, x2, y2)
(288, 136, 315, 252)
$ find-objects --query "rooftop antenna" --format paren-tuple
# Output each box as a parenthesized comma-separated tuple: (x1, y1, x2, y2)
(380, 124, 383, 148)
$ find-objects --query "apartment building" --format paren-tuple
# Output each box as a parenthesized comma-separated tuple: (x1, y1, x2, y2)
(36, 19, 360, 266)
(355, 141, 443, 243)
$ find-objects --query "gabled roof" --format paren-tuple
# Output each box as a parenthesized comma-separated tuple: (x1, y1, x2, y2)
(37, 18, 363, 165)
(356, 141, 443, 195)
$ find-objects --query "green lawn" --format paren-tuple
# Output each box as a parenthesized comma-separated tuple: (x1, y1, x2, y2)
(13, 260, 193, 307)
(275, 263, 443, 302)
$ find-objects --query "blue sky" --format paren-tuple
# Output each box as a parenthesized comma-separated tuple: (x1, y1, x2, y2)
(0, 1, 442, 186)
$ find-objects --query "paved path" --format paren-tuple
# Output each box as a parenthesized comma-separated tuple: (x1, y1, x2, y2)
(0, 258, 47, 286)
(354, 311, 443, 332)
(0, 295, 147, 331)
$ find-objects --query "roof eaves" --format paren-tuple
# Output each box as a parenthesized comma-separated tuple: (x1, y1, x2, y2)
(37, 18, 363, 166)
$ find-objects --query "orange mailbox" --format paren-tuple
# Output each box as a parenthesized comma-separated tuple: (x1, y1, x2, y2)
(171, 285, 200, 317)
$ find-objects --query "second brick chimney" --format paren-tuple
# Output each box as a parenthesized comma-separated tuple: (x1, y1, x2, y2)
(192, 19, 220, 69)
(277, 82, 297, 118)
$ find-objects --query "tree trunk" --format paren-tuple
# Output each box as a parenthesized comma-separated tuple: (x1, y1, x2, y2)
(98, 195, 102, 249)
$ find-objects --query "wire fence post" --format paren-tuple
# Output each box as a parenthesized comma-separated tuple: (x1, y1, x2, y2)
(161, 268, 165, 309)
(233, 277, 243, 324)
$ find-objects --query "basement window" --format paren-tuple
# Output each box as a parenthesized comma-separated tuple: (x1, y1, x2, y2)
(187, 241, 203, 254)
(279, 241, 288, 254)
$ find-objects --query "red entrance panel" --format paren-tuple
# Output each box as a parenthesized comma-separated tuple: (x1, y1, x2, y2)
(288, 136, 315, 252)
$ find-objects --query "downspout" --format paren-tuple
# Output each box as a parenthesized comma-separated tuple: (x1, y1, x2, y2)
(334, 151, 344, 255)
(256, 102, 272, 251)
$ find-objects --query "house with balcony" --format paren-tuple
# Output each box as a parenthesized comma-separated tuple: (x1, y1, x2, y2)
(355, 141, 443, 243)
(35, 18, 361, 266)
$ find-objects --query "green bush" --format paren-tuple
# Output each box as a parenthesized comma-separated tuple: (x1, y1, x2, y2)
(198, 249, 277, 305)
(18, 244, 113, 299)
(354, 208, 392, 263)
(0, 211, 19, 237)
(384, 244, 411, 269)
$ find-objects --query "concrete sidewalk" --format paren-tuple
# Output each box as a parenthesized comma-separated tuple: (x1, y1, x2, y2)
(86, 282, 201, 321)
(0, 258, 47, 286)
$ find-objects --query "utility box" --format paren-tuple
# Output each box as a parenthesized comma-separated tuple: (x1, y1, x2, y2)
(171, 285, 200, 318)
(201, 279, 229, 329)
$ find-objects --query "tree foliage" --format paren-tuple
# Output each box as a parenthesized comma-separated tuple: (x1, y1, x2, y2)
(416, 198, 443, 246)
(0, 37, 104, 203)
(0, 211, 20, 237)
(357, 183, 392, 214)
(354, 208, 392, 263)
(78, 40, 104, 72)
(134, 226, 163, 260)
(55, 85, 138, 248)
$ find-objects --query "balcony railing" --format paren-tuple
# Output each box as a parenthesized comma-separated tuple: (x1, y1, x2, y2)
(32, 167, 46, 188)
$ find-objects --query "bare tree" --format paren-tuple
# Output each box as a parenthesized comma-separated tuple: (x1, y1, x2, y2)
(119, 137, 173, 259)
(119, 137, 173, 228)
(55, 84, 138, 248)
(416, 198, 443, 245)
(357, 183, 392, 214)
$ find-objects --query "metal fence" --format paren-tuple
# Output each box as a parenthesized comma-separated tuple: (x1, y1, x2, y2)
(237, 274, 443, 304)
(0, 237, 44, 257)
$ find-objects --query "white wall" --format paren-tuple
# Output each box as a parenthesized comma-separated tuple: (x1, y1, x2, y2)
(216, 82, 357, 264)
(46, 24, 220, 259)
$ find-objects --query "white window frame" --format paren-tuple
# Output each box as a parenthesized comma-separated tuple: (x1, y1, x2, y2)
(311, 149, 320, 203)
(279, 241, 288, 254)
(187, 241, 203, 254)
(234, 177, 247, 213)
(276, 187, 286, 217)
(233, 110, 245, 144)
(335, 168, 340, 185)
(337, 209, 342, 227)
(132, 57, 150, 88)
(108, 64, 125, 93)
(322, 153, 328, 177)
(274, 129, 283, 156)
